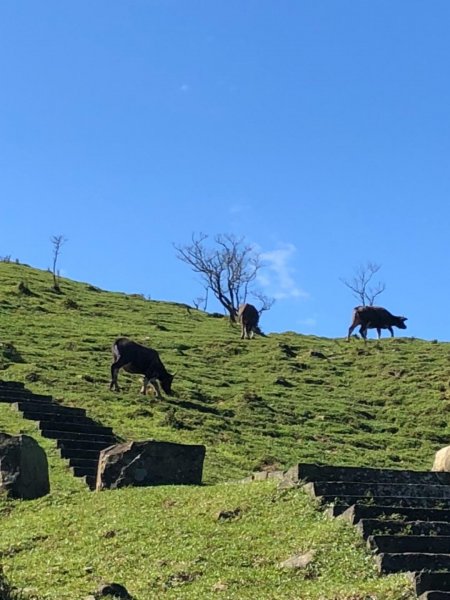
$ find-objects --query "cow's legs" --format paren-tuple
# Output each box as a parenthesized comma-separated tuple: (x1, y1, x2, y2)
(110, 356, 130, 391)
(359, 326, 368, 341)
(240, 324, 245, 339)
(388, 326, 394, 337)
(110, 362, 122, 391)
(347, 324, 358, 340)
(140, 377, 148, 395)
(142, 377, 162, 399)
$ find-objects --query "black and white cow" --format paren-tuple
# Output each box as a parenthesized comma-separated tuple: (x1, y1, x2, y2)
(109, 337, 174, 398)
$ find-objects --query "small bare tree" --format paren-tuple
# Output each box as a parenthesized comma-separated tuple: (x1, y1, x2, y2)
(192, 286, 209, 311)
(340, 261, 386, 306)
(50, 234, 67, 292)
(175, 233, 272, 321)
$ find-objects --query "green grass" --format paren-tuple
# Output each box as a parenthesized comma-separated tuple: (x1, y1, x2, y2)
(1, 261, 448, 598)
(0, 483, 413, 600)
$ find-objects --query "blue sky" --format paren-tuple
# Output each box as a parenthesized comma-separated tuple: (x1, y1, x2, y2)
(1, 1, 449, 340)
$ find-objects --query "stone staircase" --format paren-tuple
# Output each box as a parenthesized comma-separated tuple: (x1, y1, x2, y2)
(287, 463, 450, 599)
(0, 380, 120, 489)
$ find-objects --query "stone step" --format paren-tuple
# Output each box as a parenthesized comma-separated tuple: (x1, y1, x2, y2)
(336, 504, 450, 524)
(16, 403, 87, 417)
(0, 379, 120, 491)
(419, 592, 450, 600)
(42, 429, 117, 444)
(357, 519, 450, 539)
(72, 465, 98, 478)
(376, 552, 450, 574)
(57, 439, 117, 452)
(415, 572, 450, 595)
(59, 447, 102, 461)
(321, 495, 450, 512)
(305, 480, 450, 500)
(0, 390, 53, 402)
(0, 380, 25, 390)
(85, 475, 97, 490)
(369, 535, 450, 554)
(68, 457, 99, 470)
(286, 463, 450, 486)
(38, 421, 113, 435)
(20, 411, 94, 425)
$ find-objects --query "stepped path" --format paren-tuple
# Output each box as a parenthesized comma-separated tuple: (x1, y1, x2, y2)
(0, 380, 120, 489)
(288, 463, 450, 600)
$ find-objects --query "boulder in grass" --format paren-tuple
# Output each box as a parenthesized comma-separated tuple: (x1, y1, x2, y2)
(278, 550, 316, 570)
(0, 433, 50, 499)
(96, 440, 206, 491)
(432, 446, 450, 472)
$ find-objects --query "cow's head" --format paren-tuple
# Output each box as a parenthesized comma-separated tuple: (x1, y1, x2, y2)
(161, 372, 175, 396)
(396, 316, 408, 330)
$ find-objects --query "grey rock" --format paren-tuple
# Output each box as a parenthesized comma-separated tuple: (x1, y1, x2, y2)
(0, 433, 49, 499)
(96, 440, 206, 491)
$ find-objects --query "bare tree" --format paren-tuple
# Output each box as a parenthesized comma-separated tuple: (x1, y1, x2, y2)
(175, 233, 272, 321)
(341, 261, 386, 306)
(50, 234, 67, 292)
(192, 286, 209, 311)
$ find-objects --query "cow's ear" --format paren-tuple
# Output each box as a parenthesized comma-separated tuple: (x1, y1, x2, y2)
(402, 317, 408, 321)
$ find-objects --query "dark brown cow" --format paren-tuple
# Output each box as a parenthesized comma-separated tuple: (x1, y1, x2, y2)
(238, 303, 260, 339)
(347, 306, 407, 340)
(109, 337, 174, 398)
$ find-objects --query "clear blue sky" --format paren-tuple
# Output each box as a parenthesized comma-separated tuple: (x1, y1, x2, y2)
(1, 1, 449, 340)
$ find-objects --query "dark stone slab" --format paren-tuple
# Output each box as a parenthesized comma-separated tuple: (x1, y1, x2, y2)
(337, 504, 450, 524)
(18, 405, 87, 417)
(59, 447, 102, 460)
(72, 465, 98, 477)
(42, 429, 117, 443)
(357, 519, 450, 539)
(320, 495, 450, 510)
(68, 457, 99, 470)
(57, 439, 116, 452)
(285, 463, 450, 486)
(21, 411, 87, 425)
(0, 380, 25, 390)
(305, 480, 450, 500)
(39, 421, 113, 435)
(96, 440, 206, 491)
(415, 571, 450, 595)
(419, 592, 450, 600)
(369, 535, 450, 554)
(376, 552, 450, 574)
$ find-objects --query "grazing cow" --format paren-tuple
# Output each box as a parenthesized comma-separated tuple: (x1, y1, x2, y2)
(347, 306, 407, 341)
(109, 337, 174, 398)
(238, 303, 260, 339)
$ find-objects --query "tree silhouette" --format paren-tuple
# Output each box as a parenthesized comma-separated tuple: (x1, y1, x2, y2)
(175, 233, 273, 321)
(341, 261, 386, 306)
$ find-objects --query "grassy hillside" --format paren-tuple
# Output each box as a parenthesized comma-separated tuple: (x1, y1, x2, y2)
(0, 262, 448, 599)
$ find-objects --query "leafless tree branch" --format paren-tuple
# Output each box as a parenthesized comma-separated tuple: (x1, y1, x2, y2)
(50, 234, 67, 292)
(175, 233, 272, 321)
(340, 261, 386, 306)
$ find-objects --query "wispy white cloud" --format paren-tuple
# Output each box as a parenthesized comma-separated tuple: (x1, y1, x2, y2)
(259, 243, 308, 300)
